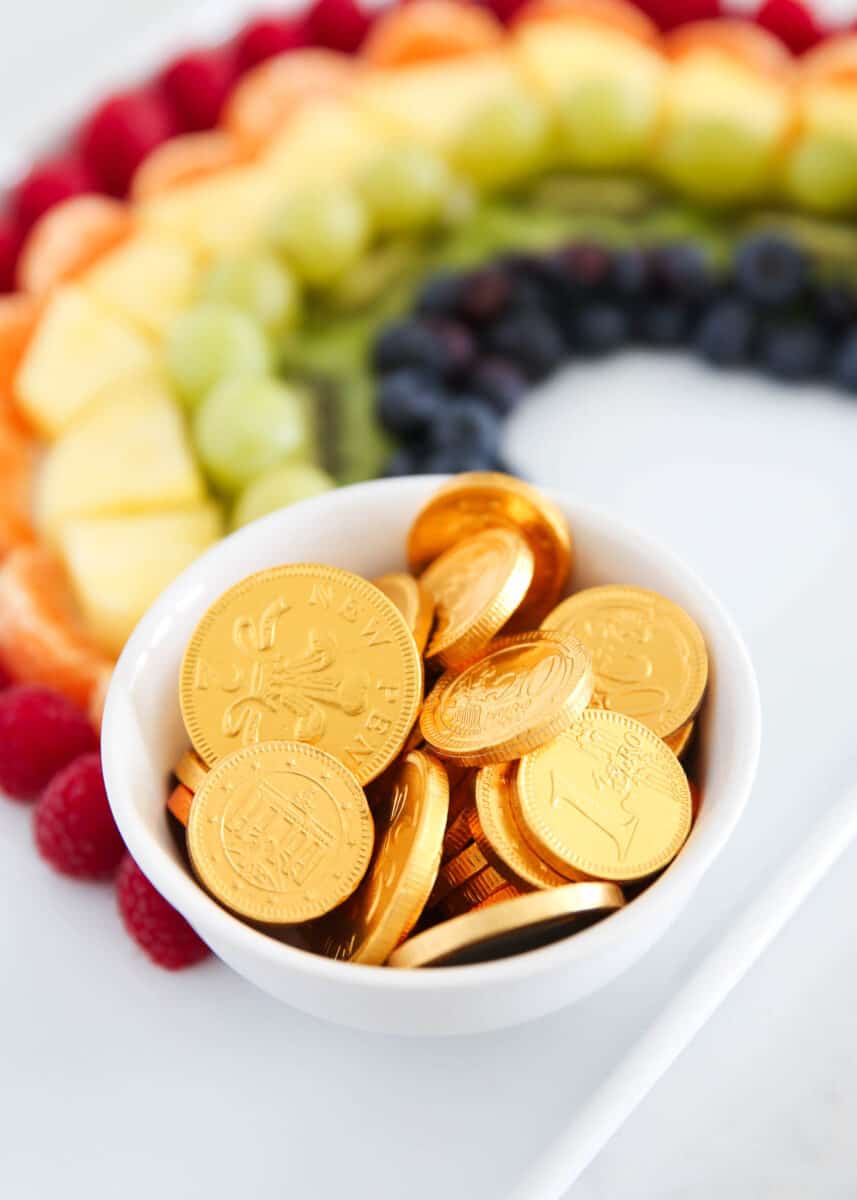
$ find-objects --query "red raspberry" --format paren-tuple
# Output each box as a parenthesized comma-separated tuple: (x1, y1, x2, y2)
(78, 89, 178, 196)
(0, 685, 97, 802)
(755, 0, 824, 53)
(305, 0, 374, 53)
(160, 47, 238, 131)
(0, 214, 23, 293)
(234, 15, 308, 73)
(480, 0, 529, 24)
(33, 752, 124, 878)
(116, 854, 210, 970)
(12, 155, 97, 231)
(634, 0, 721, 31)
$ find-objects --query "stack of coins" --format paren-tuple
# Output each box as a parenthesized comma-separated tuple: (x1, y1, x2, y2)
(168, 473, 708, 969)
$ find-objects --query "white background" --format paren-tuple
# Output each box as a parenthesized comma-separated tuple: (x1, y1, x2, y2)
(2, 4, 857, 1199)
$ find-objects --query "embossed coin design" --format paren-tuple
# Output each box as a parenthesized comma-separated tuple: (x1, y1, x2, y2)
(472, 764, 571, 889)
(187, 741, 374, 924)
(420, 527, 534, 669)
(388, 881, 624, 968)
(515, 709, 693, 883)
(312, 749, 449, 964)
(420, 631, 593, 766)
(175, 748, 209, 793)
(542, 585, 708, 739)
(373, 572, 435, 656)
(180, 564, 423, 781)
(406, 472, 572, 629)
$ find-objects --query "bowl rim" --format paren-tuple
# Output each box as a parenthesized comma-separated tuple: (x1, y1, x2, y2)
(102, 476, 761, 992)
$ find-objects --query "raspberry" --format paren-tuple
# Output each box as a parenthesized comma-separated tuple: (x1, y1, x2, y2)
(160, 48, 238, 131)
(479, 0, 529, 24)
(0, 685, 97, 802)
(33, 752, 124, 878)
(12, 156, 96, 231)
(234, 16, 308, 73)
(78, 89, 178, 196)
(116, 854, 210, 970)
(305, 0, 374, 53)
(634, 0, 721, 31)
(0, 214, 23, 293)
(755, 0, 824, 53)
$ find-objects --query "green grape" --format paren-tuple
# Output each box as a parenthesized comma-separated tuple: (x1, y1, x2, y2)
(657, 121, 776, 203)
(200, 253, 301, 335)
(269, 186, 370, 288)
(357, 147, 452, 234)
(231, 462, 335, 529)
(557, 81, 656, 171)
(782, 136, 857, 216)
(165, 303, 270, 410)
(193, 375, 309, 494)
(452, 93, 550, 191)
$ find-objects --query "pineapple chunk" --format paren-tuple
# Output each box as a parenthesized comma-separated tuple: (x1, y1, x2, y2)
(14, 285, 156, 437)
(59, 504, 222, 655)
(82, 233, 201, 337)
(35, 376, 205, 543)
(261, 98, 388, 186)
(353, 53, 528, 151)
(139, 163, 284, 259)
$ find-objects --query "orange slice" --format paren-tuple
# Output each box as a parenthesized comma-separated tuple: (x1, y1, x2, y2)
(0, 545, 112, 708)
(665, 19, 792, 75)
(361, 0, 504, 66)
(513, 0, 660, 45)
(224, 49, 355, 150)
(16, 196, 131, 296)
(129, 131, 246, 200)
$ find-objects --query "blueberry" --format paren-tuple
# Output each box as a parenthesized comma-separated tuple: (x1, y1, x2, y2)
(833, 331, 857, 393)
(553, 241, 614, 292)
(635, 300, 691, 345)
(611, 247, 650, 299)
(414, 272, 464, 318)
(650, 242, 716, 302)
(421, 448, 498, 475)
(813, 279, 857, 331)
(457, 265, 513, 323)
(429, 319, 476, 378)
(381, 446, 421, 477)
(734, 233, 808, 307)
(485, 310, 566, 380)
(373, 318, 471, 378)
(376, 369, 444, 438)
(429, 398, 502, 460)
(469, 357, 528, 416)
(569, 303, 629, 355)
(694, 297, 756, 366)
(760, 319, 827, 380)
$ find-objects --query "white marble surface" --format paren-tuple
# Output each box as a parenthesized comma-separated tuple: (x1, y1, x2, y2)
(3, 4, 857, 1199)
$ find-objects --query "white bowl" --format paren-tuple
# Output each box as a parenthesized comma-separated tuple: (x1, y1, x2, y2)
(102, 476, 760, 1036)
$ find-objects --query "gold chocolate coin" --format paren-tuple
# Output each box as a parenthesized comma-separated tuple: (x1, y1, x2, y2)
(439, 864, 513, 917)
(180, 564, 423, 782)
(431, 841, 489, 906)
(420, 631, 593, 766)
(542, 585, 708, 739)
(167, 782, 194, 827)
(388, 881, 624, 968)
(373, 572, 435, 655)
(421, 527, 534, 669)
(175, 748, 208, 793)
(515, 709, 692, 883)
(442, 805, 475, 862)
(472, 764, 570, 889)
(406, 472, 572, 629)
(187, 740, 374, 924)
(664, 719, 695, 759)
(312, 749, 449, 964)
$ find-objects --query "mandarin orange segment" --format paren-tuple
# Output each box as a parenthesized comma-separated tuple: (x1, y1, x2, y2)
(361, 0, 504, 67)
(0, 294, 40, 397)
(224, 50, 355, 150)
(129, 131, 246, 201)
(665, 19, 792, 74)
(797, 34, 857, 84)
(0, 545, 112, 708)
(16, 196, 132, 296)
(0, 423, 36, 556)
(513, 0, 660, 45)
